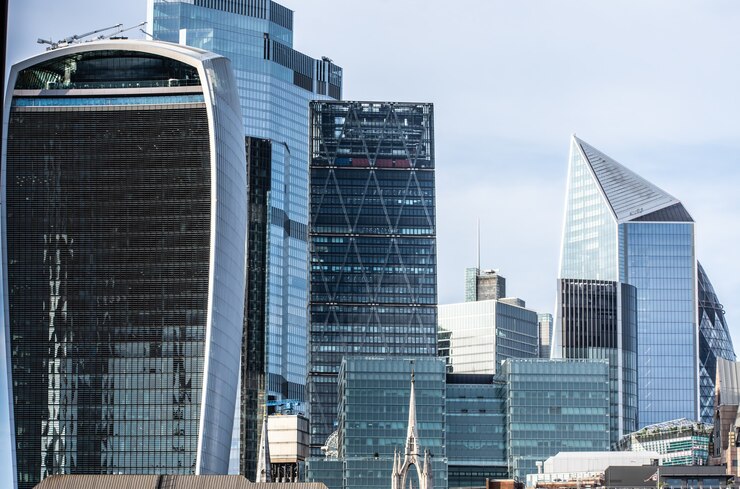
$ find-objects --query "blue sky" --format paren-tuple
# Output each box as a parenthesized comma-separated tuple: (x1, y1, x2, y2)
(4, 0, 740, 486)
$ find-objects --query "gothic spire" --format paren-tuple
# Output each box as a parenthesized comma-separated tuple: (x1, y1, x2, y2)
(405, 366, 419, 456)
(256, 406, 271, 482)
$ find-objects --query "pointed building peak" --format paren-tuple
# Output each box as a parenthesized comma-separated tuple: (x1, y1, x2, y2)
(256, 407, 272, 482)
(570, 136, 691, 223)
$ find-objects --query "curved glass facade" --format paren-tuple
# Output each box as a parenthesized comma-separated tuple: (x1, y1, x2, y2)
(697, 262, 736, 423)
(2, 42, 247, 488)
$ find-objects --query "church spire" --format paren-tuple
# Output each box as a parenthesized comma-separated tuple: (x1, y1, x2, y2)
(405, 367, 419, 456)
(256, 405, 271, 482)
(392, 363, 433, 489)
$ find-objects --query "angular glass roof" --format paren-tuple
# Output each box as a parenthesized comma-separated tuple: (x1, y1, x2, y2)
(573, 136, 692, 223)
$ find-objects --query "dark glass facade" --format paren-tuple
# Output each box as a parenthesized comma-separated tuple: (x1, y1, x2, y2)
(3, 44, 247, 488)
(697, 262, 736, 423)
(240, 137, 272, 475)
(557, 279, 638, 445)
(307, 101, 437, 455)
(446, 374, 508, 487)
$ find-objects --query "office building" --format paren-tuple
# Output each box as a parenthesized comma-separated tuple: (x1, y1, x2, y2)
(307, 101, 437, 454)
(536, 314, 552, 359)
(617, 419, 711, 466)
(697, 262, 736, 423)
(500, 359, 611, 481)
(557, 135, 735, 427)
(465, 268, 506, 302)
(2, 41, 247, 488)
(150, 0, 343, 477)
(446, 374, 508, 487)
(554, 279, 638, 445)
(306, 358, 447, 489)
(438, 300, 538, 374)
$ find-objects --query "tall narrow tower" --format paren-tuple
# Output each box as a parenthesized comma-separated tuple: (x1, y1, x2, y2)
(150, 0, 344, 477)
(307, 101, 438, 454)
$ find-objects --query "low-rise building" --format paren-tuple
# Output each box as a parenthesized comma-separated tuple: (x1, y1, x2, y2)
(617, 419, 711, 466)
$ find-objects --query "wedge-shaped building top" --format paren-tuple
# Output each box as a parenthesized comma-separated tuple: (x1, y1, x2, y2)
(573, 136, 692, 223)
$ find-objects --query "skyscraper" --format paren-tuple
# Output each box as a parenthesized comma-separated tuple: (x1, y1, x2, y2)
(697, 262, 736, 423)
(307, 101, 437, 455)
(556, 135, 735, 428)
(150, 0, 343, 477)
(2, 41, 247, 488)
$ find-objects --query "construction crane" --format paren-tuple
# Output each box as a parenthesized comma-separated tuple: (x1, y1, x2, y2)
(37, 23, 123, 50)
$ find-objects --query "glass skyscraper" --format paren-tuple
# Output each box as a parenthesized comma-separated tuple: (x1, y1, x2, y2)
(307, 101, 438, 455)
(697, 262, 736, 423)
(150, 0, 342, 477)
(2, 41, 247, 488)
(557, 135, 736, 428)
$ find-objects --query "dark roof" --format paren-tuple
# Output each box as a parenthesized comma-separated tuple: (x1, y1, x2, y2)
(34, 475, 328, 489)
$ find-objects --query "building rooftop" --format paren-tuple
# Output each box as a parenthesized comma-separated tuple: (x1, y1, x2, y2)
(572, 136, 692, 223)
(34, 475, 328, 489)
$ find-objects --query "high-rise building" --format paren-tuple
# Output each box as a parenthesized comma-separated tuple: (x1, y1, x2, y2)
(500, 359, 611, 481)
(697, 262, 736, 424)
(2, 41, 247, 488)
(557, 135, 735, 427)
(537, 313, 553, 359)
(307, 101, 437, 455)
(438, 299, 539, 374)
(555, 279, 638, 445)
(150, 0, 343, 477)
(465, 268, 506, 302)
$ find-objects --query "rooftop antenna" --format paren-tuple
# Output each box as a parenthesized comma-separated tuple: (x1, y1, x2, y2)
(98, 21, 148, 40)
(37, 23, 123, 50)
(476, 218, 481, 270)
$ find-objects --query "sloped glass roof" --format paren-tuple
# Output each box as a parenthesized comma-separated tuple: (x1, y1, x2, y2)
(574, 136, 689, 223)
